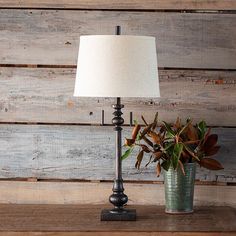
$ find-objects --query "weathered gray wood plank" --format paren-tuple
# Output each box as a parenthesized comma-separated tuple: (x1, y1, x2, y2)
(1, 10, 236, 69)
(0, 124, 235, 182)
(0, 67, 235, 126)
(1, 0, 236, 10)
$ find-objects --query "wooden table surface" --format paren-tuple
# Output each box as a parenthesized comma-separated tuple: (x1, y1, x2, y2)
(0, 204, 235, 236)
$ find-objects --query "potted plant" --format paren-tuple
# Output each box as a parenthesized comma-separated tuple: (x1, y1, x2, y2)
(122, 113, 223, 214)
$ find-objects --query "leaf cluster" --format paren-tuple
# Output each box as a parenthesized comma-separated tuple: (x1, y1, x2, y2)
(122, 113, 223, 176)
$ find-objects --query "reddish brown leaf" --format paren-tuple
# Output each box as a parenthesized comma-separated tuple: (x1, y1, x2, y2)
(140, 144, 151, 153)
(141, 115, 148, 126)
(143, 136, 154, 147)
(156, 161, 161, 177)
(200, 158, 224, 170)
(178, 160, 186, 175)
(153, 151, 162, 160)
(131, 124, 141, 140)
(205, 145, 220, 156)
(152, 112, 159, 130)
(135, 150, 144, 169)
(124, 138, 135, 146)
(174, 117, 181, 130)
(204, 134, 218, 149)
(160, 125, 165, 133)
(184, 146, 200, 161)
(184, 140, 200, 145)
(186, 123, 198, 141)
(181, 150, 190, 161)
(204, 127, 212, 141)
(149, 131, 161, 144)
(140, 123, 153, 139)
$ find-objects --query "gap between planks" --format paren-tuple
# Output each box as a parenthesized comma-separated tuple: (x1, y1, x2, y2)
(0, 0, 236, 11)
(0, 178, 231, 186)
(1, 64, 236, 72)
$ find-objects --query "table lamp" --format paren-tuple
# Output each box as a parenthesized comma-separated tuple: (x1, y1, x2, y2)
(74, 26, 160, 221)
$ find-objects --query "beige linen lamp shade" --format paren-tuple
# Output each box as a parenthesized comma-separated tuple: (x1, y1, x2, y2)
(74, 35, 160, 98)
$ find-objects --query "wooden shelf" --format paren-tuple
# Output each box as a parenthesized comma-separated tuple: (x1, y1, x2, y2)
(0, 204, 235, 235)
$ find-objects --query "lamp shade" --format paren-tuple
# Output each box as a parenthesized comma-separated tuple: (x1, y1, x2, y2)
(74, 35, 160, 98)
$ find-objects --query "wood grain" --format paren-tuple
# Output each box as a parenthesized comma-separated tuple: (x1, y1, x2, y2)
(0, 181, 235, 206)
(1, 0, 236, 10)
(1, 10, 236, 69)
(0, 204, 235, 234)
(1, 233, 235, 236)
(1, 67, 235, 126)
(0, 125, 235, 182)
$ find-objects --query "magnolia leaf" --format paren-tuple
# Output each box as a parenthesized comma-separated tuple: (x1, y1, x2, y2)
(152, 112, 159, 130)
(153, 151, 162, 160)
(140, 144, 151, 153)
(124, 138, 135, 147)
(178, 120, 191, 136)
(145, 155, 153, 167)
(184, 144, 200, 161)
(140, 123, 153, 139)
(121, 147, 134, 161)
(135, 150, 144, 169)
(181, 150, 191, 161)
(161, 159, 171, 171)
(174, 117, 181, 130)
(204, 134, 218, 149)
(156, 161, 161, 177)
(186, 123, 198, 141)
(204, 127, 212, 141)
(184, 140, 200, 145)
(200, 158, 224, 170)
(162, 121, 175, 137)
(133, 119, 138, 126)
(160, 125, 165, 133)
(143, 136, 154, 147)
(178, 160, 186, 175)
(197, 120, 207, 139)
(205, 145, 220, 156)
(153, 112, 159, 123)
(131, 124, 141, 140)
(172, 143, 183, 169)
(141, 115, 148, 126)
(149, 131, 161, 144)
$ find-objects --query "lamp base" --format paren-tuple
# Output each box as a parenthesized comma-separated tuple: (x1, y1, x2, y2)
(101, 208, 136, 221)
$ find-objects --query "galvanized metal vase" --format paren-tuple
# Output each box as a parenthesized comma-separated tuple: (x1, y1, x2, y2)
(164, 162, 196, 214)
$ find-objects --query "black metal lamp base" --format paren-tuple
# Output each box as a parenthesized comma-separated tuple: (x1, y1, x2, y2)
(101, 208, 136, 221)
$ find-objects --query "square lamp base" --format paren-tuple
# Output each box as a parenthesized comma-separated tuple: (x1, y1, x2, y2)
(101, 208, 136, 221)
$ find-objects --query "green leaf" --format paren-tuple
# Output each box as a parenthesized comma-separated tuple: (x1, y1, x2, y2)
(178, 120, 191, 136)
(162, 121, 175, 137)
(197, 120, 207, 140)
(161, 159, 171, 171)
(133, 119, 138, 126)
(135, 150, 144, 169)
(121, 147, 134, 161)
(164, 142, 174, 152)
(172, 143, 183, 169)
(136, 132, 141, 141)
(183, 144, 200, 161)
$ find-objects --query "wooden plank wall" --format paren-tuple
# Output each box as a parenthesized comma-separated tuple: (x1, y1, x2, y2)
(0, 0, 236, 204)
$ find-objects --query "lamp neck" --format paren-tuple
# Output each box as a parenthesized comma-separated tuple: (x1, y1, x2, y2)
(116, 26, 121, 35)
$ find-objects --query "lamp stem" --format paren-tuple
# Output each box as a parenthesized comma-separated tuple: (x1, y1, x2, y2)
(100, 26, 136, 221)
(115, 97, 122, 179)
(109, 98, 127, 211)
(116, 25, 121, 35)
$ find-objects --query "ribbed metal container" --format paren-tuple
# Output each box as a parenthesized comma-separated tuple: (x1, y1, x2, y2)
(164, 162, 196, 214)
